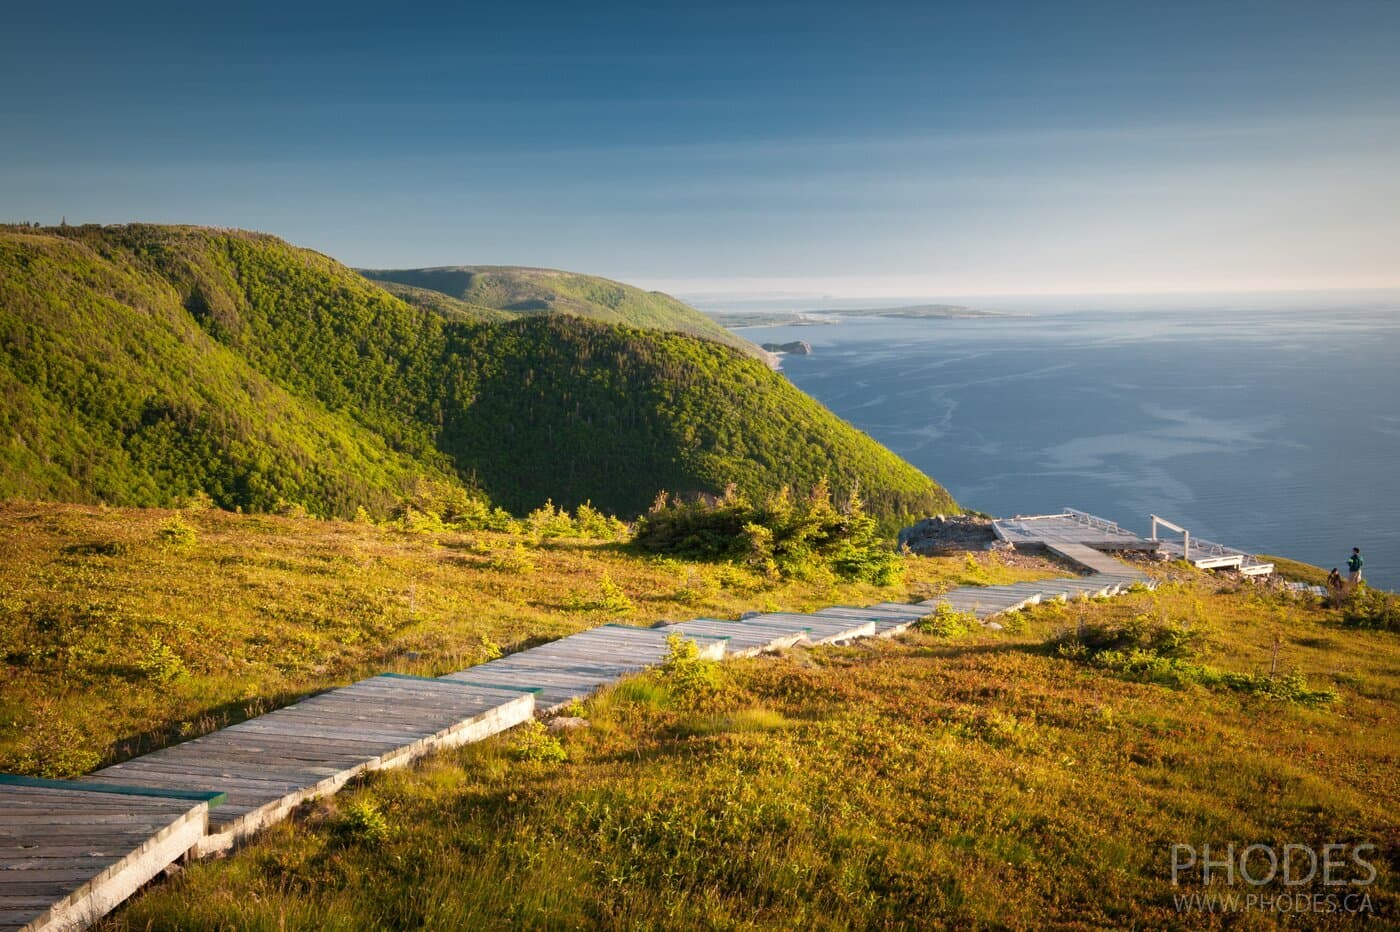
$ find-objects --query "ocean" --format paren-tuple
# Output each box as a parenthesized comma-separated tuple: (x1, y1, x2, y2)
(738, 300, 1400, 590)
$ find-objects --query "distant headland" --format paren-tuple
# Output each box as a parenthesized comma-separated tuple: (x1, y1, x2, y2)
(706, 303, 1009, 328)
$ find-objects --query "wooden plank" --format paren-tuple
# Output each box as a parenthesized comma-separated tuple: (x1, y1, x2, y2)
(0, 813, 186, 828)
(0, 783, 208, 932)
(100, 759, 343, 785)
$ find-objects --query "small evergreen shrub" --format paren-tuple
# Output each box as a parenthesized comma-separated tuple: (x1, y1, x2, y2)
(526, 501, 577, 538)
(633, 480, 902, 584)
(135, 636, 188, 684)
(157, 515, 198, 547)
(658, 633, 723, 709)
(510, 720, 568, 763)
(1341, 586, 1400, 632)
(488, 541, 536, 574)
(916, 603, 981, 638)
(565, 573, 635, 614)
(335, 799, 392, 847)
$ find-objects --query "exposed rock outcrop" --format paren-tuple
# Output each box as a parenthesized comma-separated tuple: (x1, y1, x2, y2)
(898, 515, 998, 554)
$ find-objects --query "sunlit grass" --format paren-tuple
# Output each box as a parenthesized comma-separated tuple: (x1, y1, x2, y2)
(0, 501, 1055, 776)
(101, 570, 1399, 929)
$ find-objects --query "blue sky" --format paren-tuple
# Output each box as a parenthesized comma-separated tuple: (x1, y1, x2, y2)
(3, 0, 1397, 301)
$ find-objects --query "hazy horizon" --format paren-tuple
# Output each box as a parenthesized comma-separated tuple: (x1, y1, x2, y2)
(679, 286, 1400, 316)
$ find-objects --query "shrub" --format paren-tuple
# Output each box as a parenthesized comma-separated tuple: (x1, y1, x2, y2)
(673, 568, 719, 605)
(397, 505, 447, 534)
(658, 633, 723, 709)
(1341, 586, 1400, 632)
(156, 515, 197, 548)
(488, 541, 536, 574)
(565, 573, 635, 614)
(135, 636, 188, 684)
(526, 501, 577, 538)
(916, 602, 981, 638)
(510, 720, 568, 763)
(572, 502, 628, 540)
(335, 799, 392, 847)
(393, 478, 517, 532)
(1055, 619, 1337, 707)
(633, 480, 901, 584)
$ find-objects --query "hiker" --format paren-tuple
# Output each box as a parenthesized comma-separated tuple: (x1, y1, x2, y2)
(1347, 548, 1364, 586)
(1327, 567, 1343, 592)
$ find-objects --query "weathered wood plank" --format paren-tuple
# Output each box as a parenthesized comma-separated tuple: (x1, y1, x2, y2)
(0, 783, 208, 932)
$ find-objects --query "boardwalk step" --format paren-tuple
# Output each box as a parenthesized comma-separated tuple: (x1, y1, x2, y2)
(443, 625, 726, 712)
(0, 779, 218, 932)
(81, 675, 533, 855)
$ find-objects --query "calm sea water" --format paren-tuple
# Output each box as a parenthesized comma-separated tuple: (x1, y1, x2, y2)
(743, 303, 1400, 590)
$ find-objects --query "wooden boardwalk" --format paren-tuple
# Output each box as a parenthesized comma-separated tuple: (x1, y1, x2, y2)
(81, 675, 534, 856)
(994, 508, 1273, 576)
(442, 625, 728, 713)
(0, 777, 221, 932)
(1, 504, 1160, 930)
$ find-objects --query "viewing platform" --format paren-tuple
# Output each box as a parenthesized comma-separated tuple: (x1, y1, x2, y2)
(994, 508, 1274, 577)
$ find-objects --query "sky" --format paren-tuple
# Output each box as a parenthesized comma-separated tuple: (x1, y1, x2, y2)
(3, 0, 1398, 303)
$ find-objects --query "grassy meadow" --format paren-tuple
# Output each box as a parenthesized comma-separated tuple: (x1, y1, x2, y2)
(3, 502, 1396, 927)
(0, 500, 1048, 780)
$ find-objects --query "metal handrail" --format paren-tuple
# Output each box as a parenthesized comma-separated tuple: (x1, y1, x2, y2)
(1063, 508, 1131, 535)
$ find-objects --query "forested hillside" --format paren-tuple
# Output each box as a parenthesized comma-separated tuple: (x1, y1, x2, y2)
(0, 227, 455, 515)
(436, 315, 951, 518)
(370, 279, 517, 324)
(0, 224, 956, 522)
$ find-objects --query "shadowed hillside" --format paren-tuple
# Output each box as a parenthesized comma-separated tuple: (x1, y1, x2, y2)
(436, 315, 954, 519)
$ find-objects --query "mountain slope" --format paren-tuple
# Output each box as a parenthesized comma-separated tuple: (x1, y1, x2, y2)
(0, 228, 456, 515)
(1, 224, 956, 522)
(359, 264, 764, 359)
(437, 315, 954, 519)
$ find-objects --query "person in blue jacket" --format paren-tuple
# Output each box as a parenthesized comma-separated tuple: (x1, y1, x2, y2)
(1346, 547, 1364, 585)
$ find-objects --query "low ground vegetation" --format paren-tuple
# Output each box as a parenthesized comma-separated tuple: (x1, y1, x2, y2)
(6, 501, 1395, 926)
(0, 502, 1050, 778)
(100, 569, 1398, 929)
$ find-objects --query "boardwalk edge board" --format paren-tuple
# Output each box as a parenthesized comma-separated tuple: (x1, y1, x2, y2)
(0, 776, 225, 808)
(193, 690, 536, 856)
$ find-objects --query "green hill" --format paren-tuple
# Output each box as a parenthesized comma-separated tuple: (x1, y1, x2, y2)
(0, 223, 956, 523)
(369, 279, 517, 325)
(435, 315, 952, 519)
(0, 227, 457, 516)
(359, 264, 765, 359)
